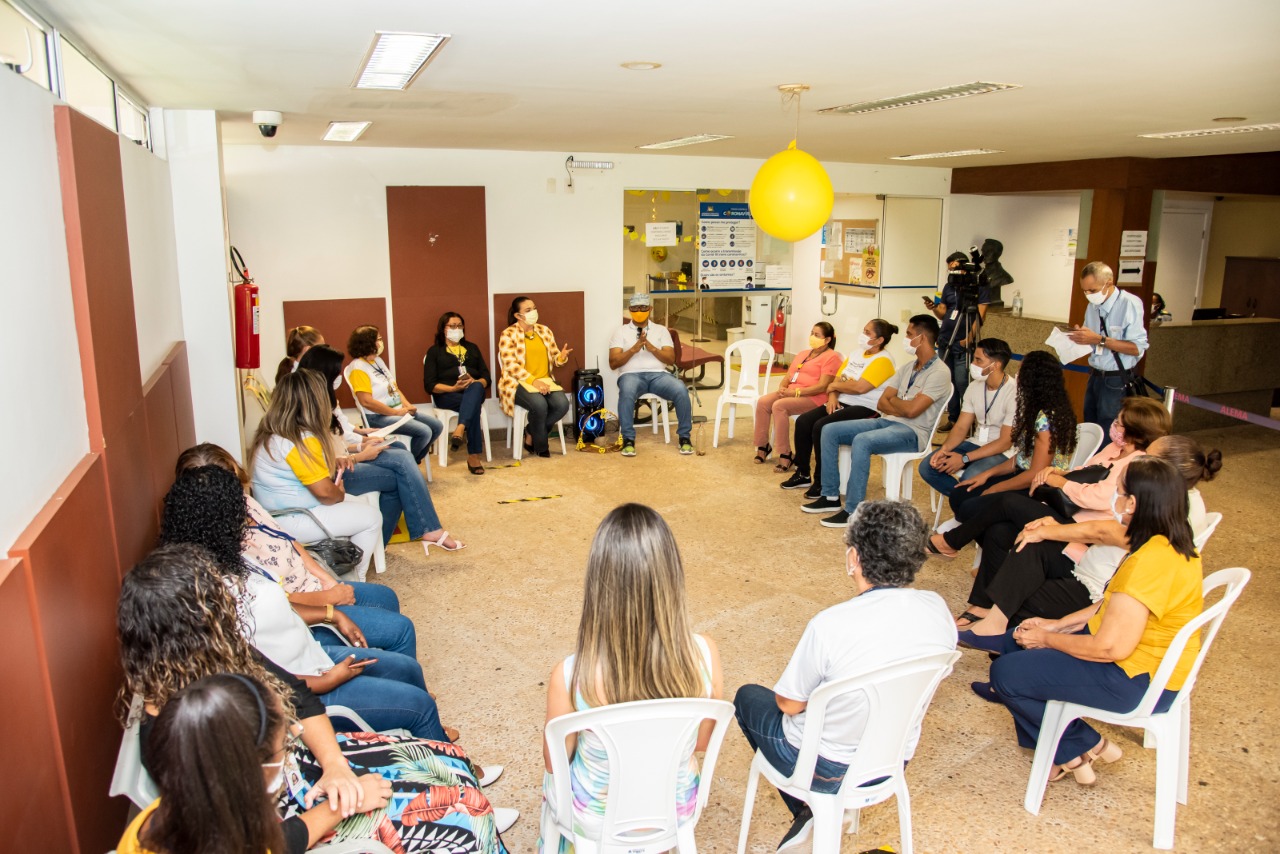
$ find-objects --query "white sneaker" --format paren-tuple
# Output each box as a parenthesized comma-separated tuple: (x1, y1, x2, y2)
(494, 807, 520, 834)
(478, 764, 503, 787)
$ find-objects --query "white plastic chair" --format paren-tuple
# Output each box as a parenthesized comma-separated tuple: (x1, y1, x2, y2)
(837, 388, 954, 500)
(543, 697, 735, 854)
(639, 393, 671, 443)
(345, 378, 432, 482)
(428, 403, 493, 467)
(1193, 511, 1222, 552)
(325, 704, 412, 739)
(1023, 567, 1251, 850)
(510, 403, 568, 460)
(712, 339, 776, 447)
(737, 651, 960, 854)
(343, 492, 386, 578)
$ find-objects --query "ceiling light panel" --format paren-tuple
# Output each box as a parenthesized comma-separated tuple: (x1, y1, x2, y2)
(820, 82, 1021, 115)
(324, 121, 371, 142)
(638, 134, 733, 150)
(354, 32, 450, 90)
(890, 149, 1004, 160)
(1139, 122, 1280, 139)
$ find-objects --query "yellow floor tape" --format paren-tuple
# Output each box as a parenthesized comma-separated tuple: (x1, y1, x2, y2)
(497, 494, 563, 505)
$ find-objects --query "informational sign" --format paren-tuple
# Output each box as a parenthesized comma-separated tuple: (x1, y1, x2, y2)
(765, 264, 792, 288)
(645, 221, 678, 247)
(1120, 230, 1148, 258)
(1118, 259, 1145, 283)
(697, 202, 756, 289)
(844, 228, 876, 254)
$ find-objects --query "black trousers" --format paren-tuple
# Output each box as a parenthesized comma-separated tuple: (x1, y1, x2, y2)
(945, 492, 1075, 587)
(949, 471, 1020, 516)
(793, 404, 877, 485)
(969, 538, 1090, 623)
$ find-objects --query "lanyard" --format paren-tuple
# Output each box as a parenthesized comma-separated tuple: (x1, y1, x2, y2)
(905, 355, 938, 392)
(982, 377, 1008, 422)
(251, 522, 296, 544)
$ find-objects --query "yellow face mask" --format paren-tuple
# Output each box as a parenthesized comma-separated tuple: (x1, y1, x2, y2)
(630, 310, 651, 324)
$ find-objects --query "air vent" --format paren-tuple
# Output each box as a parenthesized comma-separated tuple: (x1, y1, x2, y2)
(891, 149, 1003, 161)
(1139, 123, 1280, 139)
(820, 82, 1021, 115)
(638, 134, 733, 150)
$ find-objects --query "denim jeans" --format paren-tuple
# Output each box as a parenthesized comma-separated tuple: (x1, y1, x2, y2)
(989, 630, 1177, 765)
(341, 445, 442, 542)
(318, 662, 446, 741)
(1084, 372, 1126, 438)
(513, 385, 571, 454)
(311, 582, 417, 659)
(433, 383, 487, 455)
(616, 371, 692, 442)
(917, 440, 1008, 498)
(819, 418, 919, 511)
(366, 411, 443, 464)
(733, 684, 849, 817)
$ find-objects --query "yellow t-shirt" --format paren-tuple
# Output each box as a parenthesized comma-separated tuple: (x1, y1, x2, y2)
(1087, 535, 1203, 690)
(116, 798, 160, 854)
(524, 335, 550, 381)
(284, 435, 330, 485)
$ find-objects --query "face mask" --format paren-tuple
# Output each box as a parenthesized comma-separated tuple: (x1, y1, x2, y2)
(903, 335, 919, 357)
(970, 363, 989, 381)
(1110, 492, 1129, 525)
(859, 333, 873, 351)
(375, 340, 385, 356)
(630, 310, 650, 325)
(1085, 288, 1109, 306)
(264, 760, 285, 794)
(808, 335, 826, 350)
(445, 328, 464, 343)
(331, 376, 342, 391)
(523, 309, 539, 326)
(1109, 420, 1125, 447)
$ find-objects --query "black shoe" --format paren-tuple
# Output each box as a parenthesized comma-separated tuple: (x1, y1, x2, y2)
(820, 509, 851, 528)
(780, 471, 812, 490)
(803, 482, 823, 499)
(537, 450, 551, 458)
(801, 495, 841, 514)
(449, 435, 464, 452)
(777, 806, 814, 852)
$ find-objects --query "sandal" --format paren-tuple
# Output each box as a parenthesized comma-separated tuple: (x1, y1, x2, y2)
(773, 453, 794, 473)
(449, 432, 465, 452)
(443, 725, 461, 742)
(468, 463, 485, 475)
(925, 534, 957, 559)
(954, 610, 984, 630)
(753, 443, 772, 464)
(1049, 753, 1097, 786)
(422, 530, 466, 553)
(1088, 737, 1123, 766)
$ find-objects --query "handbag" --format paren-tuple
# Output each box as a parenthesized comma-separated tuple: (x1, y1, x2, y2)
(1113, 346, 1149, 399)
(1031, 465, 1110, 519)
(270, 507, 364, 577)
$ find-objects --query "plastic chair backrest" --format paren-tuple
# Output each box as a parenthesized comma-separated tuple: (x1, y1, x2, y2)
(1193, 512, 1222, 552)
(345, 372, 372, 428)
(1071, 423, 1105, 469)
(544, 697, 734, 851)
(1127, 567, 1250, 719)
(108, 694, 159, 810)
(785, 651, 959, 794)
(723, 339, 774, 398)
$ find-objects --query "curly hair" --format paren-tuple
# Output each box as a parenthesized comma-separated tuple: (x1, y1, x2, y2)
(844, 500, 928, 587)
(160, 466, 249, 580)
(1011, 350, 1077, 462)
(117, 543, 291, 725)
(347, 324, 381, 359)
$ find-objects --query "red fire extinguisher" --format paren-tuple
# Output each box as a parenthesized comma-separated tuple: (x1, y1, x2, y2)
(231, 246, 260, 369)
(766, 296, 788, 355)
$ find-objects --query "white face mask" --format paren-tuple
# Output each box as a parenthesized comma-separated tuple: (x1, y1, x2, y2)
(1085, 287, 1110, 306)
(375, 339, 385, 356)
(1110, 492, 1129, 524)
(903, 334, 919, 356)
(264, 760, 285, 794)
(445, 328, 464, 343)
(522, 309, 539, 326)
(859, 333, 873, 351)
(331, 376, 342, 391)
(970, 362, 989, 381)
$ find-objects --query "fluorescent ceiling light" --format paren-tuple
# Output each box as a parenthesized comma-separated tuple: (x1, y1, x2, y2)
(638, 134, 733, 150)
(1139, 122, 1280, 139)
(890, 149, 1003, 160)
(820, 82, 1021, 115)
(354, 31, 450, 90)
(565, 156, 614, 170)
(324, 121, 371, 142)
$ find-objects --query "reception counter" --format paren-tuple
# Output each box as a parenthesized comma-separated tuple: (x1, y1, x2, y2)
(981, 312, 1280, 432)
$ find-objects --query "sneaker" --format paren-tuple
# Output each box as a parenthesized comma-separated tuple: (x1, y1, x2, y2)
(621, 441, 636, 457)
(803, 483, 823, 499)
(801, 495, 841, 514)
(493, 807, 519, 834)
(777, 806, 814, 851)
(780, 471, 812, 490)
(678, 437, 694, 455)
(820, 509, 851, 528)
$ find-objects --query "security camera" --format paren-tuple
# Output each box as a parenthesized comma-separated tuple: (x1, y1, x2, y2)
(252, 110, 283, 138)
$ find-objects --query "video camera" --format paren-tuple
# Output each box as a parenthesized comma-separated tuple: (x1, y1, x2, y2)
(946, 247, 984, 310)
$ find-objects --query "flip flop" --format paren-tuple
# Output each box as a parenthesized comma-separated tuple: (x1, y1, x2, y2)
(954, 610, 984, 630)
(925, 534, 958, 559)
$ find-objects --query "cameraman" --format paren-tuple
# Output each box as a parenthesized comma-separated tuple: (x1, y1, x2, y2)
(924, 251, 990, 432)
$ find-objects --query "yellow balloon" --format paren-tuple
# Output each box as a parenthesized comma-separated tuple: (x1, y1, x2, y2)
(748, 142, 834, 243)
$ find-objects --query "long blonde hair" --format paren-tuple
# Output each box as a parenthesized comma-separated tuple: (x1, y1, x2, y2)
(571, 504, 705, 707)
(249, 369, 337, 475)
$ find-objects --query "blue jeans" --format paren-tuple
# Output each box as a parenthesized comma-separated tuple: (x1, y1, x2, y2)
(617, 371, 692, 442)
(367, 411, 443, 464)
(433, 383, 487, 454)
(1084, 372, 1126, 438)
(318, 661, 446, 741)
(989, 630, 1177, 765)
(311, 583, 417, 659)
(819, 418, 919, 511)
(733, 684, 849, 817)
(342, 445, 442, 542)
(917, 440, 1008, 498)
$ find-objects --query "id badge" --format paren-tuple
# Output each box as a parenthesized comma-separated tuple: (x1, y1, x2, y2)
(976, 426, 991, 445)
(458, 366, 468, 377)
(387, 392, 402, 408)
(792, 373, 800, 383)
(950, 310, 959, 320)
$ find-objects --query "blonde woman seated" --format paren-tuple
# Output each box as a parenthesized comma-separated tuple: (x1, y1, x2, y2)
(754, 321, 842, 471)
(539, 504, 723, 852)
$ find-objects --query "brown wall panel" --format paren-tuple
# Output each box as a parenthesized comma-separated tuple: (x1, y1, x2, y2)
(0, 558, 77, 854)
(386, 187, 491, 402)
(165, 342, 198, 450)
(282, 297, 388, 409)
(9, 455, 127, 854)
(143, 366, 181, 523)
(104, 406, 161, 578)
(492, 291, 586, 390)
(54, 107, 142, 450)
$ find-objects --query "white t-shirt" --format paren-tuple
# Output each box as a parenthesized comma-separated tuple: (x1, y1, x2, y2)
(774, 588, 957, 764)
(345, 356, 402, 409)
(836, 350, 897, 409)
(960, 375, 1017, 446)
(608, 322, 675, 375)
(231, 573, 334, 677)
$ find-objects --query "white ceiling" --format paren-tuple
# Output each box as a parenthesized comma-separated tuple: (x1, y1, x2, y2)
(31, 0, 1280, 167)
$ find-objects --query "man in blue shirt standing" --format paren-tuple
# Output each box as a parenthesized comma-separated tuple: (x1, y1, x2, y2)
(1067, 261, 1149, 434)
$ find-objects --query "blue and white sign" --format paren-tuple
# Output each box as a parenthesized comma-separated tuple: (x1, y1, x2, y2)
(698, 203, 756, 289)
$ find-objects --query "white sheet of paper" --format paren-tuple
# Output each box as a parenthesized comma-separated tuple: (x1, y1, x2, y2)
(645, 222, 678, 246)
(367, 412, 413, 438)
(1046, 327, 1092, 365)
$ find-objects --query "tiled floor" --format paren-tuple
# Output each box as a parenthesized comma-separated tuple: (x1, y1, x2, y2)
(375, 370, 1279, 853)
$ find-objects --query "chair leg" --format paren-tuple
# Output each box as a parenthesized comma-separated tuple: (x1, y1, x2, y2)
(844, 807, 860, 835)
(438, 412, 456, 468)
(512, 409, 526, 461)
(809, 798, 842, 854)
(1177, 703, 1191, 805)
(557, 421, 567, 455)
(895, 778, 914, 854)
(736, 761, 761, 854)
(1153, 724, 1181, 849)
(675, 821, 698, 853)
(728, 405, 736, 439)
(661, 401, 670, 443)
(480, 409, 493, 462)
(1024, 702, 1071, 815)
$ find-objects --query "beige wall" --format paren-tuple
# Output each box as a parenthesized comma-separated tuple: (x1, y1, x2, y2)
(1201, 197, 1280, 307)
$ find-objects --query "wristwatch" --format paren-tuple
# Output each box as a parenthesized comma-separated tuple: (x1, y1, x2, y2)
(960, 453, 971, 465)
(1099, 335, 1108, 346)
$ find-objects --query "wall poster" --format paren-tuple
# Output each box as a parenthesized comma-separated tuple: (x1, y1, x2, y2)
(697, 202, 757, 289)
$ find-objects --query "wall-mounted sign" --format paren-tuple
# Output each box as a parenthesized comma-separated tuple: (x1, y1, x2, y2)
(697, 202, 756, 289)
(1120, 230, 1148, 258)
(645, 221, 678, 247)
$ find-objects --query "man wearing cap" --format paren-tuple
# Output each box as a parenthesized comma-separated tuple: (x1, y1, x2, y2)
(608, 295, 694, 456)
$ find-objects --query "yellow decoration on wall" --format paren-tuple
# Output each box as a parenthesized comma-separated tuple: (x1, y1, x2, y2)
(628, 231, 639, 241)
(717, 189, 732, 197)
(628, 189, 646, 196)
(748, 140, 834, 243)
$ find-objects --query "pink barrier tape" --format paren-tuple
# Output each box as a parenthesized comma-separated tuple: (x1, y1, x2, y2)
(1172, 391, 1280, 431)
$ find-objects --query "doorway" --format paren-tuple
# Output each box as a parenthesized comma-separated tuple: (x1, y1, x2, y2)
(1154, 209, 1211, 324)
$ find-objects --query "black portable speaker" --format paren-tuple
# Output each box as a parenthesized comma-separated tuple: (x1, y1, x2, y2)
(573, 369, 605, 441)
